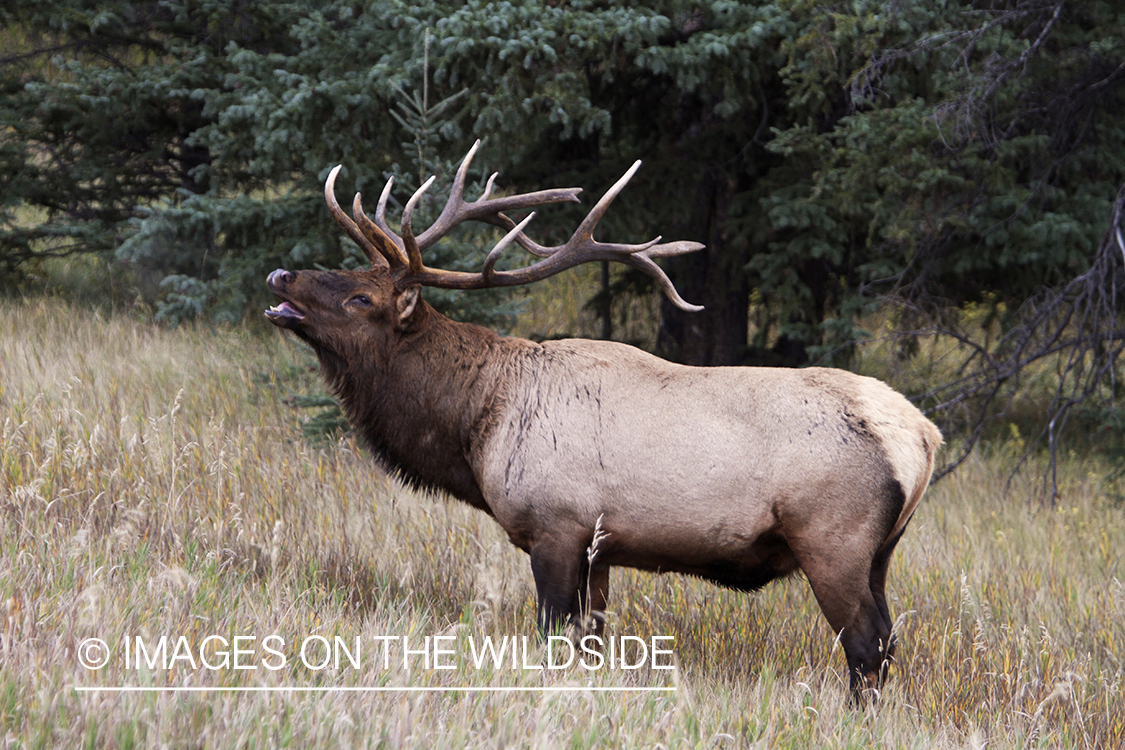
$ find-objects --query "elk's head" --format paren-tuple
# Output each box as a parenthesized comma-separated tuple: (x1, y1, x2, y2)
(267, 140, 705, 363)
(266, 264, 418, 368)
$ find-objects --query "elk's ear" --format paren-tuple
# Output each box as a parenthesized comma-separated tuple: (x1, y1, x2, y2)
(396, 285, 421, 324)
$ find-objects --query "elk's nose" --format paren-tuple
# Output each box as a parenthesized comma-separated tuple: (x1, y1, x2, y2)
(268, 269, 294, 287)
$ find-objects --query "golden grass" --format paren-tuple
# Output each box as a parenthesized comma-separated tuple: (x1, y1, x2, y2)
(1, 296, 1122, 748)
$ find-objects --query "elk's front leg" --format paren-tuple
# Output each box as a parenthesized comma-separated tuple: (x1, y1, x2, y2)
(528, 536, 587, 637)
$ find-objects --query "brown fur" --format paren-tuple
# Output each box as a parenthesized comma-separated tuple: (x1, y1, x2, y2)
(266, 264, 942, 696)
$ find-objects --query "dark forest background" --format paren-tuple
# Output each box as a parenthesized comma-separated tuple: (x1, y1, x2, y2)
(3, 0, 1124, 487)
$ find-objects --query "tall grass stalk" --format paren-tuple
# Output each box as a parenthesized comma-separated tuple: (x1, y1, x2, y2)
(0, 297, 1122, 748)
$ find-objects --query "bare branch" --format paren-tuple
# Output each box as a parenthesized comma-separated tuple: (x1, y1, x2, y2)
(904, 183, 1125, 496)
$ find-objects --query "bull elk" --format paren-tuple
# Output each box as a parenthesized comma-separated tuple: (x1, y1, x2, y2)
(265, 141, 942, 695)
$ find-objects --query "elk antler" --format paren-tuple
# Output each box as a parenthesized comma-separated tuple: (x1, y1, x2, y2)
(324, 140, 705, 312)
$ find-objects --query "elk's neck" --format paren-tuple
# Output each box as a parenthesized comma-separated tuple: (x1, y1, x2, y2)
(326, 310, 524, 513)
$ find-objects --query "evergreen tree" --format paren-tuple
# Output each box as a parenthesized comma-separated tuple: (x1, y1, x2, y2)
(0, 0, 506, 324)
(3, 1, 1123, 370)
(5, 0, 1125, 475)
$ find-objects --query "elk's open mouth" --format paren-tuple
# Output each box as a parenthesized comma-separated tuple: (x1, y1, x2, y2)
(265, 300, 306, 325)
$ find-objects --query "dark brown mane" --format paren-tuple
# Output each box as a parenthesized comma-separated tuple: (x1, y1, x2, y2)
(316, 297, 509, 512)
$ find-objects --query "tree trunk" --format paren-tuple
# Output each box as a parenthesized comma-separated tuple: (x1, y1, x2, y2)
(657, 170, 749, 366)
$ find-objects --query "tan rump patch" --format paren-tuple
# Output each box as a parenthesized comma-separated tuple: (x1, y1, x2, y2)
(850, 376, 943, 545)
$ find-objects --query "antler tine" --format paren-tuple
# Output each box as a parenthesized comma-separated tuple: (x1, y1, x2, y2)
(325, 165, 389, 268)
(374, 176, 403, 250)
(621, 247, 705, 312)
(353, 192, 408, 268)
(480, 172, 499, 201)
(401, 176, 436, 275)
(482, 212, 538, 281)
(573, 160, 642, 243)
(421, 138, 483, 245)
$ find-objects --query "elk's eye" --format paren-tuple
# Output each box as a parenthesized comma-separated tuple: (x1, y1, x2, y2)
(350, 294, 372, 307)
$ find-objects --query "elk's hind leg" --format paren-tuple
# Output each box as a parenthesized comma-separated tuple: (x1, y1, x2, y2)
(794, 548, 894, 696)
(869, 531, 904, 670)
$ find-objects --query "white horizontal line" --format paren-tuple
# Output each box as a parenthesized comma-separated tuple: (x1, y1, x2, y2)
(74, 686, 675, 693)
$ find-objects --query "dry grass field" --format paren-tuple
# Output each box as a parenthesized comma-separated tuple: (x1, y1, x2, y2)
(1, 295, 1123, 748)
